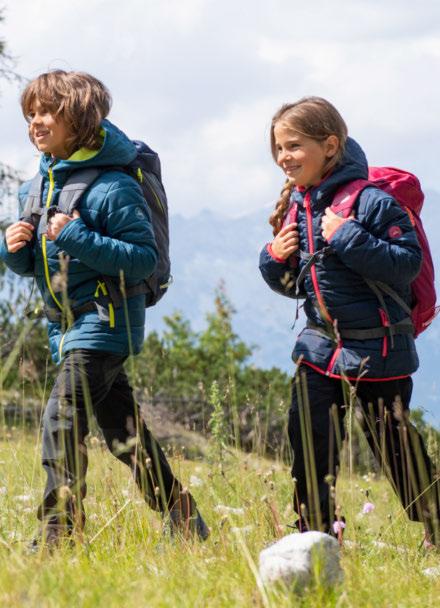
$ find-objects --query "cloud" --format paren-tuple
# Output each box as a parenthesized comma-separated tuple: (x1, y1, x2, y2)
(0, 0, 439, 217)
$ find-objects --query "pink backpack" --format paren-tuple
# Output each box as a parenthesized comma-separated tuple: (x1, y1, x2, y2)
(332, 167, 438, 337)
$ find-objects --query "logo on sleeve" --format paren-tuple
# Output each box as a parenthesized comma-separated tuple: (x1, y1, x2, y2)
(388, 226, 402, 239)
(135, 206, 146, 220)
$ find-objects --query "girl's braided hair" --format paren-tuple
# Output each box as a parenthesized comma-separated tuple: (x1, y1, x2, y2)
(21, 70, 112, 156)
(269, 96, 348, 236)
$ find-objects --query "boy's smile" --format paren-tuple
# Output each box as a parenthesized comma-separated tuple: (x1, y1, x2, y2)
(28, 100, 71, 159)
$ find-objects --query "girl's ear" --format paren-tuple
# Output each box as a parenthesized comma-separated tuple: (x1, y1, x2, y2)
(324, 135, 339, 159)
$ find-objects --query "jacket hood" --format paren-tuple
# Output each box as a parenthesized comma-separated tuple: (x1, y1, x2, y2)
(39, 119, 137, 176)
(296, 137, 369, 206)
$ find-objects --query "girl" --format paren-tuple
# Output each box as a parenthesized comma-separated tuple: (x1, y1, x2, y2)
(259, 96, 439, 545)
(1, 70, 208, 546)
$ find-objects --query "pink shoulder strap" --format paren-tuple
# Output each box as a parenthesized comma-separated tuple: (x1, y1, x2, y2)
(331, 179, 371, 218)
(282, 201, 298, 227)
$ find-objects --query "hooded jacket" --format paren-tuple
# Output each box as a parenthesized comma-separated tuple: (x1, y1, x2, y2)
(0, 120, 158, 363)
(259, 138, 422, 380)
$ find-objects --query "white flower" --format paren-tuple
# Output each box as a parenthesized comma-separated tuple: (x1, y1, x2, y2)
(189, 475, 204, 488)
(16, 494, 32, 502)
(214, 504, 245, 516)
(423, 567, 440, 578)
(231, 525, 253, 535)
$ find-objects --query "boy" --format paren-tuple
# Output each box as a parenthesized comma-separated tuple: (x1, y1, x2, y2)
(1, 70, 208, 546)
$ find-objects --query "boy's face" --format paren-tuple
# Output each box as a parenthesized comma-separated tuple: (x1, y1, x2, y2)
(28, 100, 71, 159)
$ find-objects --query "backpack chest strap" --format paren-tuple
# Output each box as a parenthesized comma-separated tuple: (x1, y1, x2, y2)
(294, 247, 332, 295)
(307, 319, 414, 341)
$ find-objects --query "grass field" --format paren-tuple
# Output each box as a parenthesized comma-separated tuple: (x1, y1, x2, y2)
(0, 427, 439, 607)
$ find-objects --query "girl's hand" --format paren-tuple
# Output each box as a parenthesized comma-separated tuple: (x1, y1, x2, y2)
(5, 221, 34, 253)
(321, 207, 353, 241)
(271, 223, 299, 259)
(47, 210, 81, 241)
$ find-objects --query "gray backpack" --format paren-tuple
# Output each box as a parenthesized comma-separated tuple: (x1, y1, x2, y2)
(22, 141, 171, 315)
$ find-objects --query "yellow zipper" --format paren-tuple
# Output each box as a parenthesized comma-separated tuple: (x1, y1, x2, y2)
(95, 280, 115, 328)
(137, 169, 165, 214)
(42, 166, 63, 311)
(41, 166, 70, 359)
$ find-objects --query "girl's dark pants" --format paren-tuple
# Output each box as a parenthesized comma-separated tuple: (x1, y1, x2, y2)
(289, 366, 440, 540)
(39, 349, 185, 529)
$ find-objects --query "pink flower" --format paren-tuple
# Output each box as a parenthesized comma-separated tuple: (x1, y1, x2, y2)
(362, 502, 375, 514)
(332, 520, 346, 535)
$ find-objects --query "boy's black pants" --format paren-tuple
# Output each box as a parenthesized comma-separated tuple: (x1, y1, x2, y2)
(39, 349, 185, 528)
(288, 366, 440, 540)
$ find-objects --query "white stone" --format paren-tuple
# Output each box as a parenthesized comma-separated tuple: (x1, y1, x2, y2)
(259, 532, 343, 588)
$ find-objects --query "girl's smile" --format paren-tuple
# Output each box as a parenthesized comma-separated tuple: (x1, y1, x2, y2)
(273, 123, 339, 188)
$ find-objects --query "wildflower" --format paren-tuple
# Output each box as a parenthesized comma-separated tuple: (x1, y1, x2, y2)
(423, 567, 440, 578)
(332, 520, 346, 535)
(231, 525, 253, 535)
(16, 494, 33, 502)
(362, 502, 375, 514)
(214, 504, 245, 516)
(189, 475, 204, 488)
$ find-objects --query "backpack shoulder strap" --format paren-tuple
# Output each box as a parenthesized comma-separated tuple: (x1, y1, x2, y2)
(281, 201, 298, 228)
(57, 168, 102, 214)
(21, 173, 44, 220)
(331, 179, 371, 218)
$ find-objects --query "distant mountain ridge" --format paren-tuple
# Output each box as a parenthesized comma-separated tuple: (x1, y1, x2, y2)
(147, 190, 440, 424)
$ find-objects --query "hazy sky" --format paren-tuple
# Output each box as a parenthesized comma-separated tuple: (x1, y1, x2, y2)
(1, 0, 439, 217)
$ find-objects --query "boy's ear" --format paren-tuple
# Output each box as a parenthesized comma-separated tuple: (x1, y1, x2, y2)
(324, 135, 339, 159)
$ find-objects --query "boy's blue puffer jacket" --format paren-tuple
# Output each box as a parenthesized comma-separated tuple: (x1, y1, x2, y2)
(259, 138, 422, 380)
(0, 120, 158, 363)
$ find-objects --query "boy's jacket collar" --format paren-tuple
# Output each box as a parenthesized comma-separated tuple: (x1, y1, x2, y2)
(39, 119, 137, 176)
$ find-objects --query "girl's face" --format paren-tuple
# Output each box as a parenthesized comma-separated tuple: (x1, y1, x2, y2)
(28, 100, 71, 159)
(273, 122, 339, 188)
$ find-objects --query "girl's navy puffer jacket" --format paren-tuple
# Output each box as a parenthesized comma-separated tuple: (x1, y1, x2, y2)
(0, 120, 158, 364)
(259, 138, 422, 380)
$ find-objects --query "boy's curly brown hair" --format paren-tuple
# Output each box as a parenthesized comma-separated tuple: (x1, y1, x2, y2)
(21, 70, 112, 156)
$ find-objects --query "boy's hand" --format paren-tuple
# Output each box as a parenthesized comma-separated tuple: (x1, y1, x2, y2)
(5, 221, 34, 253)
(47, 210, 80, 241)
(271, 223, 299, 260)
(321, 207, 353, 241)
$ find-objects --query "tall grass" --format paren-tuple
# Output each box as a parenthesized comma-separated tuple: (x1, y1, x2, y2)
(0, 285, 439, 605)
(0, 426, 440, 607)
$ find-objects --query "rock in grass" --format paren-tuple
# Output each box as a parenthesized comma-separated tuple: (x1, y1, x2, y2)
(259, 532, 343, 588)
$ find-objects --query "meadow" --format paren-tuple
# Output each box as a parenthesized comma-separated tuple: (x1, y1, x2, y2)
(0, 423, 439, 608)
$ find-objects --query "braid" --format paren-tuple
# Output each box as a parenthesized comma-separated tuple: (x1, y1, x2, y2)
(269, 179, 294, 236)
